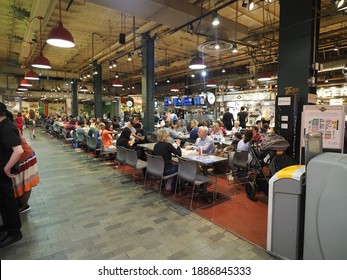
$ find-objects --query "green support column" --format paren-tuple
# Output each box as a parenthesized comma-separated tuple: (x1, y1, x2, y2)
(71, 81, 78, 117)
(141, 32, 155, 132)
(276, 0, 320, 162)
(93, 63, 103, 118)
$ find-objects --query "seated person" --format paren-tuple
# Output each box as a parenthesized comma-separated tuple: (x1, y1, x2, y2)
(237, 130, 253, 152)
(116, 127, 134, 149)
(188, 119, 199, 142)
(209, 122, 224, 142)
(100, 122, 117, 152)
(230, 120, 242, 137)
(174, 119, 188, 135)
(185, 126, 214, 155)
(224, 132, 242, 152)
(64, 119, 76, 137)
(132, 123, 148, 144)
(153, 129, 182, 190)
(162, 122, 179, 139)
(251, 125, 263, 143)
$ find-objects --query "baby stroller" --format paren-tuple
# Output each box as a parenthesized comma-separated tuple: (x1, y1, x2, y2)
(244, 133, 295, 200)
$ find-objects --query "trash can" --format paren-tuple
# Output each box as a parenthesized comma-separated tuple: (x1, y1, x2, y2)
(267, 165, 306, 259)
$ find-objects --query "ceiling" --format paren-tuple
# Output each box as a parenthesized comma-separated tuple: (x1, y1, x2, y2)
(0, 0, 347, 99)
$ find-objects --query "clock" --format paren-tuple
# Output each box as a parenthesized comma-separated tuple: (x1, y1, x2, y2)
(126, 97, 134, 108)
(207, 92, 216, 105)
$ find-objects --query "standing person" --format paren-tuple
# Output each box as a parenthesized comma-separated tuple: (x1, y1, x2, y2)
(7, 110, 40, 213)
(15, 112, 24, 134)
(0, 102, 24, 248)
(237, 106, 248, 129)
(28, 109, 36, 139)
(222, 107, 234, 130)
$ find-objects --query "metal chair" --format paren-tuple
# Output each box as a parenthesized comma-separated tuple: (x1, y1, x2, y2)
(144, 152, 178, 197)
(124, 148, 147, 182)
(174, 156, 212, 210)
(62, 129, 73, 148)
(114, 146, 127, 175)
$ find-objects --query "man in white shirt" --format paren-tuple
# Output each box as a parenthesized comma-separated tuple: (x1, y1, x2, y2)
(186, 126, 214, 155)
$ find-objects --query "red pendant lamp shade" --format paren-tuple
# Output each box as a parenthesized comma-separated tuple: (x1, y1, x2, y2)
(46, 0, 75, 48)
(31, 52, 51, 69)
(25, 69, 39, 80)
(20, 79, 32, 87)
(31, 16, 52, 69)
(257, 71, 272, 81)
(206, 79, 217, 87)
(47, 21, 75, 48)
(112, 79, 123, 87)
(170, 84, 179, 92)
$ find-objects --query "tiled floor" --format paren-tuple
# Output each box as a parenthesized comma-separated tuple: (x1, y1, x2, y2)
(0, 130, 275, 260)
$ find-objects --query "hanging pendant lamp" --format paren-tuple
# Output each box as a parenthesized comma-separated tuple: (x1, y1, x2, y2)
(47, 0, 75, 48)
(112, 79, 123, 87)
(24, 69, 39, 80)
(20, 79, 32, 87)
(31, 16, 52, 69)
(257, 70, 272, 82)
(189, 53, 206, 70)
(79, 85, 89, 92)
(170, 84, 179, 92)
(206, 79, 217, 87)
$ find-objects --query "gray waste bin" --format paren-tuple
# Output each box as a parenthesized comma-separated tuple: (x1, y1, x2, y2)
(267, 165, 306, 259)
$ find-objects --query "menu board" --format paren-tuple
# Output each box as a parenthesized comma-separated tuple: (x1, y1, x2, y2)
(172, 97, 182, 106)
(193, 96, 205, 106)
(301, 105, 345, 150)
(183, 97, 193, 106)
(164, 97, 172, 106)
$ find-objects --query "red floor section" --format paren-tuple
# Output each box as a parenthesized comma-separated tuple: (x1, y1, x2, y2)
(117, 164, 269, 249)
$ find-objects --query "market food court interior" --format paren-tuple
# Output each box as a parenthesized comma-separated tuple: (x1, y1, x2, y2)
(1, 0, 347, 260)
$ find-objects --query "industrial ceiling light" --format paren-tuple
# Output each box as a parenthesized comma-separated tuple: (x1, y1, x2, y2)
(127, 53, 132, 61)
(46, 0, 75, 48)
(212, 12, 220, 26)
(108, 61, 113, 69)
(20, 79, 32, 87)
(17, 85, 28, 91)
(248, 0, 254, 11)
(189, 53, 206, 70)
(206, 79, 217, 87)
(80, 85, 88, 92)
(31, 16, 51, 69)
(112, 60, 117, 68)
(333, 41, 340, 51)
(112, 79, 123, 87)
(232, 43, 238, 53)
(221, 68, 226, 73)
(336, 0, 345, 9)
(258, 70, 272, 81)
(170, 84, 179, 92)
(214, 42, 220, 50)
(24, 69, 39, 80)
(115, 72, 119, 78)
(201, 70, 207, 77)
(167, 77, 171, 83)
